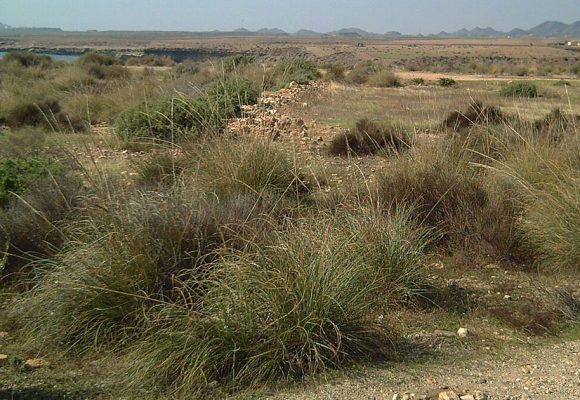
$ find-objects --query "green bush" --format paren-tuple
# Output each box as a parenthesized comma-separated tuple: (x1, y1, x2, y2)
(220, 55, 255, 73)
(195, 139, 306, 199)
(521, 178, 579, 271)
(499, 82, 538, 98)
(9, 186, 274, 348)
(438, 78, 457, 87)
(0, 158, 63, 207)
(271, 59, 320, 87)
(409, 77, 425, 85)
(115, 78, 259, 142)
(126, 208, 430, 396)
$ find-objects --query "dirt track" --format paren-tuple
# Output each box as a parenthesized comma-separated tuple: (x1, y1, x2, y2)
(264, 339, 580, 400)
(396, 71, 577, 82)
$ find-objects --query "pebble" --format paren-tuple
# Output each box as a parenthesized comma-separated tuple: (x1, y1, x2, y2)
(439, 390, 460, 400)
(0, 332, 8, 339)
(457, 327, 469, 338)
(434, 329, 456, 338)
(23, 358, 50, 370)
(0, 354, 8, 366)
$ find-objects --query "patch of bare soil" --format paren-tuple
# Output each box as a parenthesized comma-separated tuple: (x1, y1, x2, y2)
(396, 71, 577, 82)
(263, 339, 580, 400)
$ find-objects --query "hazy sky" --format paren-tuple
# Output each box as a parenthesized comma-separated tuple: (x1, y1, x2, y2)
(2, 0, 579, 34)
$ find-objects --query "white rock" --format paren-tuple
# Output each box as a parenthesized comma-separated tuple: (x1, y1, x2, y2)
(457, 327, 470, 338)
(474, 392, 489, 400)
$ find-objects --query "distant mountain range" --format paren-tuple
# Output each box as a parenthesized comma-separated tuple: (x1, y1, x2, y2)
(437, 20, 580, 38)
(0, 20, 579, 38)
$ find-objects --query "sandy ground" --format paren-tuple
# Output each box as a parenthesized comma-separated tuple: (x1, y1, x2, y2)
(395, 71, 576, 82)
(263, 339, 580, 400)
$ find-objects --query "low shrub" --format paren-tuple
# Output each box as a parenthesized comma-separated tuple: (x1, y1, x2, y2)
(0, 128, 48, 158)
(374, 148, 489, 246)
(328, 119, 411, 156)
(0, 97, 87, 132)
(9, 187, 272, 348)
(76, 52, 128, 80)
(125, 55, 175, 67)
(133, 152, 187, 188)
(271, 59, 320, 87)
(442, 101, 506, 131)
(126, 207, 430, 396)
(409, 77, 425, 85)
(77, 52, 119, 67)
(220, 55, 255, 73)
(368, 70, 402, 88)
(438, 78, 457, 87)
(0, 174, 83, 283)
(115, 78, 259, 142)
(532, 108, 580, 143)
(324, 63, 346, 81)
(86, 64, 129, 80)
(0, 98, 61, 128)
(0, 158, 63, 207)
(553, 80, 572, 87)
(499, 81, 538, 98)
(1, 52, 53, 69)
(194, 139, 306, 199)
(345, 62, 381, 85)
(494, 141, 580, 270)
(521, 177, 579, 271)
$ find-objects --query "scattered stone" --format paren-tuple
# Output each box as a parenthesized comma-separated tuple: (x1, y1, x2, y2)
(460, 395, 476, 400)
(474, 391, 489, 400)
(504, 294, 513, 301)
(0, 332, 8, 339)
(434, 329, 456, 338)
(457, 327, 470, 338)
(227, 81, 327, 141)
(439, 390, 460, 400)
(23, 358, 50, 370)
(476, 378, 488, 384)
(426, 376, 439, 385)
(392, 395, 400, 400)
(0, 354, 8, 366)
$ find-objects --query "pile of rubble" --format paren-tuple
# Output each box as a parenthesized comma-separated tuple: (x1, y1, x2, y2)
(227, 81, 328, 143)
